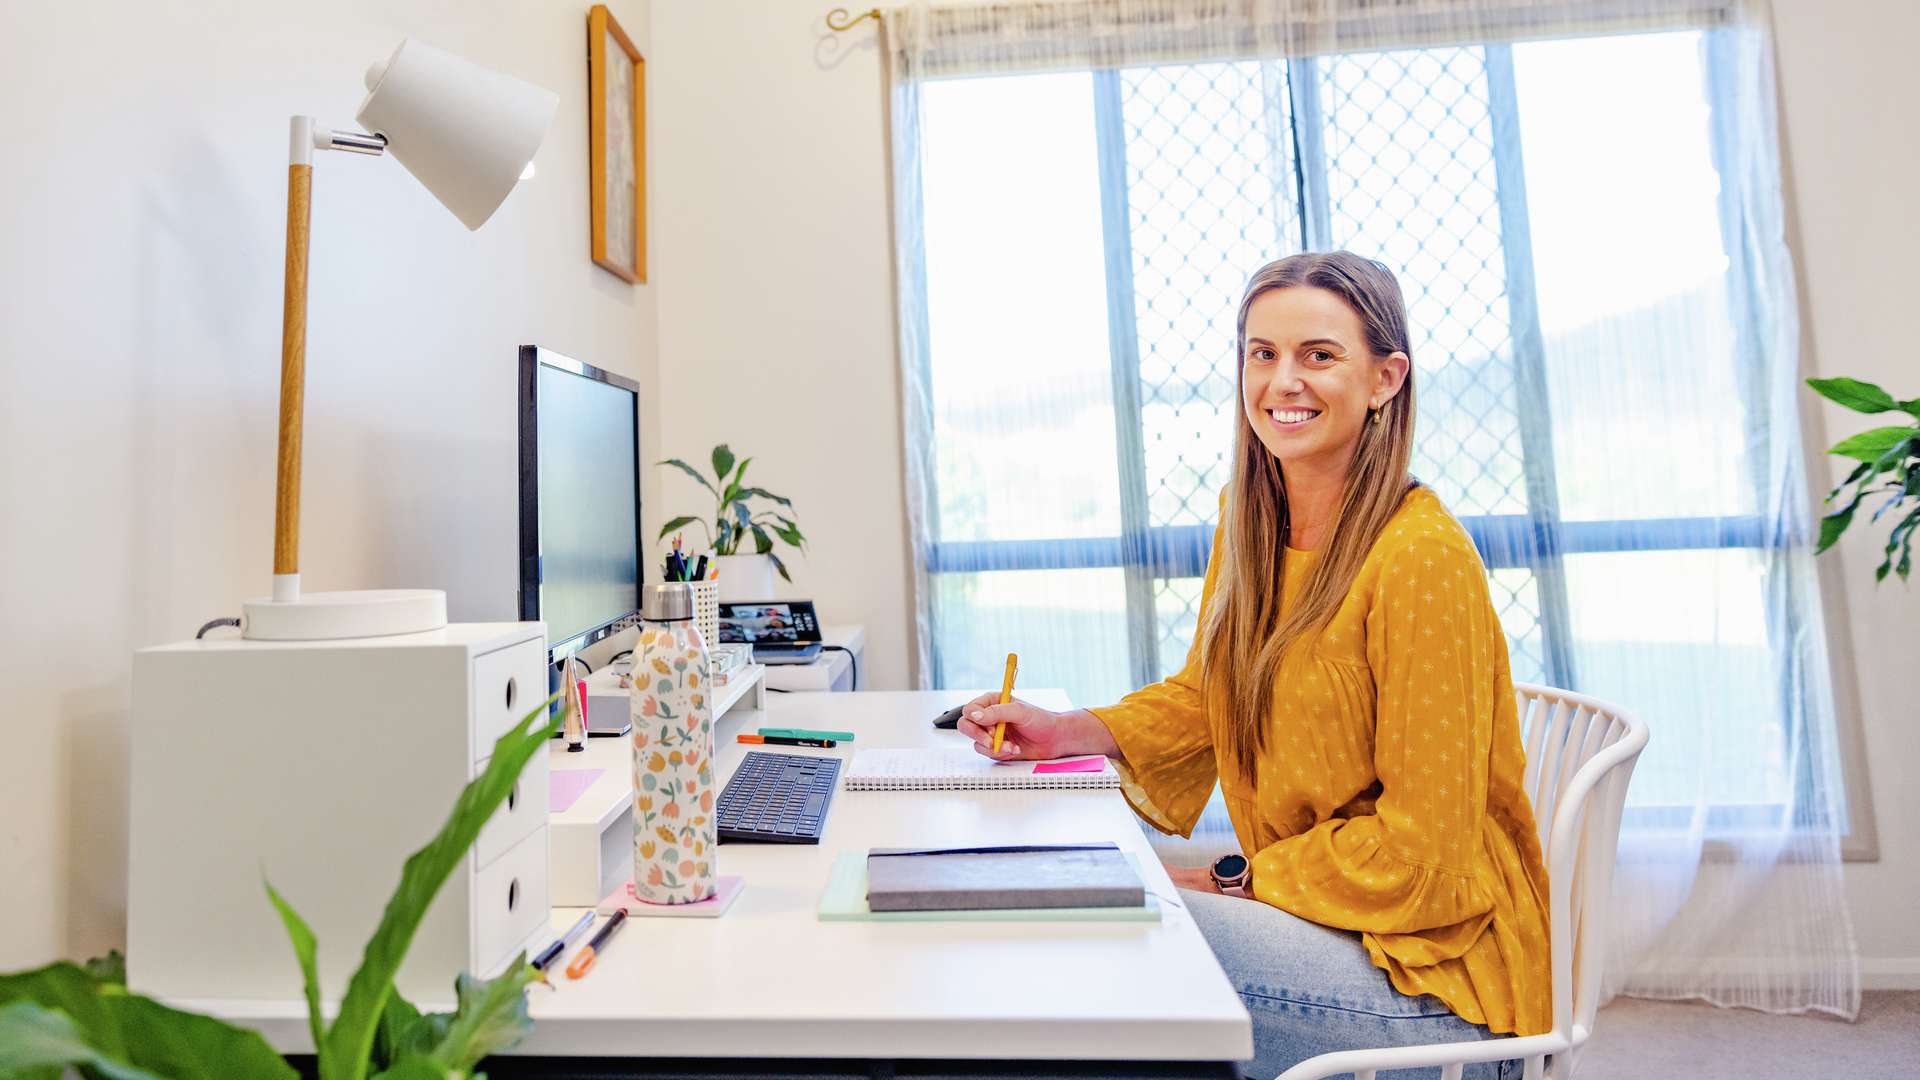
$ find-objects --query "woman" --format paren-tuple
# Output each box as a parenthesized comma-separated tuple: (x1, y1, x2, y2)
(958, 252, 1547, 1080)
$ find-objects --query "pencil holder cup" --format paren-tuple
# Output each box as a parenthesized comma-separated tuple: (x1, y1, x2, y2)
(688, 579, 719, 651)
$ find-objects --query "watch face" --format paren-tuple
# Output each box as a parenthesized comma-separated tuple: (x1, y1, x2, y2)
(1214, 854, 1248, 879)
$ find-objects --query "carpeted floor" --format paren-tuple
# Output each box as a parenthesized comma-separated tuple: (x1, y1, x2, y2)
(1579, 991, 1920, 1079)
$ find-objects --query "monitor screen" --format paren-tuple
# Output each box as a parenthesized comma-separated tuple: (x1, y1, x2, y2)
(518, 346, 641, 654)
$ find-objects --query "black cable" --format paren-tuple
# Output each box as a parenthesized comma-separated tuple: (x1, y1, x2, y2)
(196, 617, 240, 639)
(821, 645, 858, 691)
(608, 650, 633, 664)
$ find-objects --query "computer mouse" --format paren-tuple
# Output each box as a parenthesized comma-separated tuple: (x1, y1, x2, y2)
(933, 704, 966, 729)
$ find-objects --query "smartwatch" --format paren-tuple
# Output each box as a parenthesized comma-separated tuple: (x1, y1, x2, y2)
(1208, 853, 1252, 898)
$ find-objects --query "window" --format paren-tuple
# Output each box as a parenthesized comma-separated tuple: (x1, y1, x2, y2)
(915, 28, 1838, 817)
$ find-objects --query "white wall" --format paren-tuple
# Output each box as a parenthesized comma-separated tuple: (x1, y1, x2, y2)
(0, 0, 657, 967)
(646, 0, 1920, 981)
(649, 3, 913, 689)
(1771, 0, 1920, 987)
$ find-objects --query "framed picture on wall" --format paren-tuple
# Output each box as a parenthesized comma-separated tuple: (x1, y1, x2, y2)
(589, 4, 645, 283)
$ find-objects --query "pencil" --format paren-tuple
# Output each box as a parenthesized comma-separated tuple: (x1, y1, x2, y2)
(990, 652, 1019, 754)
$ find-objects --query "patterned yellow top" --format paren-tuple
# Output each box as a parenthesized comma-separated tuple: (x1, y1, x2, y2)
(1094, 486, 1551, 1036)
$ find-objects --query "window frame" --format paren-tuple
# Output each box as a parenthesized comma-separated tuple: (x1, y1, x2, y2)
(914, 33, 1878, 853)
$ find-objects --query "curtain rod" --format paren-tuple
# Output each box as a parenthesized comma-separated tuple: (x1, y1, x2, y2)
(825, 7, 882, 32)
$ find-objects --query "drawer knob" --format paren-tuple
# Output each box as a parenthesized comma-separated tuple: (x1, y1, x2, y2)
(506, 781, 519, 812)
(507, 877, 520, 912)
(504, 675, 519, 712)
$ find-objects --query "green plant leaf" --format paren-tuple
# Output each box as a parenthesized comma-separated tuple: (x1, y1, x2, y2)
(1829, 461, 1872, 501)
(0, 1000, 160, 1080)
(374, 991, 430, 1069)
(714, 517, 734, 556)
(767, 549, 791, 583)
(748, 523, 773, 555)
(0, 962, 126, 1060)
(318, 695, 561, 1080)
(1817, 492, 1862, 554)
(367, 1060, 448, 1080)
(264, 879, 326, 1057)
(1808, 376, 1899, 413)
(422, 960, 539, 1072)
(100, 994, 300, 1080)
(656, 514, 701, 541)
(659, 458, 719, 498)
(720, 458, 753, 507)
(735, 486, 794, 509)
(82, 951, 126, 989)
(1902, 398, 1920, 422)
(710, 445, 736, 484)
(0, 976, 296, 1080)
(732, 502, 752, 528)
(1827, 426, 1913, 463)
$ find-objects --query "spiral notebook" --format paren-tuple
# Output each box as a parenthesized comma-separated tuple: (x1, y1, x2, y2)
(843, 748, 1120, 791)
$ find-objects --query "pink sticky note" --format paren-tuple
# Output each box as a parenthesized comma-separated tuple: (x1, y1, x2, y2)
(1033, 757, 1107, 775)
(549, 768, 605, 813)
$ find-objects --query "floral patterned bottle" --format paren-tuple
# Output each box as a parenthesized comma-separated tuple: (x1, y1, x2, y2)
(630, 581, 716, 904)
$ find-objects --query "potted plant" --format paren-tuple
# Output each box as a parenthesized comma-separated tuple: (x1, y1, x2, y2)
(659, 444, 806, 601)
(1809, 376, 1919, 581)
(0, 699, 562, 1079)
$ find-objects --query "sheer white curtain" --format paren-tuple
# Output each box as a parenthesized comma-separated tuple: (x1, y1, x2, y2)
(884, 0, 1858, 1018)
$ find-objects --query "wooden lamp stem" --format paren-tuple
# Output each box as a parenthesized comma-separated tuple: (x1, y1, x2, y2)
(273, 122, 313, 605)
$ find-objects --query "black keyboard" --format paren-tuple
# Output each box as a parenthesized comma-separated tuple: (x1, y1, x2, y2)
(716, 751, 841, 844)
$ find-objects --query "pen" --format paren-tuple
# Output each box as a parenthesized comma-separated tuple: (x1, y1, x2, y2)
(738, 734, 836, 748)
(562, 656, 586, 752)
(532, 910, 596, 973)
(693, 554, 708, 581)
(991, 652, 1019, 755)
(565, 910, 628, 980)
(758, 727, 855, 742)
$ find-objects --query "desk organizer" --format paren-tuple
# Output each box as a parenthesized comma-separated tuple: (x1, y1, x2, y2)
(128, 623, 552, 1002)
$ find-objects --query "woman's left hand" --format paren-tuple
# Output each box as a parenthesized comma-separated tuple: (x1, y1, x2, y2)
(1165, 865, 1220, 893)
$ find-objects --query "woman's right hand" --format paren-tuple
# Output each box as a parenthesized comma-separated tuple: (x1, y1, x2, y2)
(955, 694, 1118, 762)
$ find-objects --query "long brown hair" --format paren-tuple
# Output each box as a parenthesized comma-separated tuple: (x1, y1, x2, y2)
(1201, 252, 1419, 781)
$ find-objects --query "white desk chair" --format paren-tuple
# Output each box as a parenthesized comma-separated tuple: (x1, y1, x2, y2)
(1276, 683, 1649, 1080)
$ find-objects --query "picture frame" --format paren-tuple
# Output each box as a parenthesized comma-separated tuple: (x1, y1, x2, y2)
(588, 4, 645, 283)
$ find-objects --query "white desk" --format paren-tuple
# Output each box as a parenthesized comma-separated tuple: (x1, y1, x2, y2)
(192, 690, 1252, 1070)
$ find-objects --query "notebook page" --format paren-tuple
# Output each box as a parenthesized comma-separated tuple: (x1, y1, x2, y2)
(844, 749, 1118, 790)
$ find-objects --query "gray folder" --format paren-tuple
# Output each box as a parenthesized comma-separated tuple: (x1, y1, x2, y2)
(864, 843, 1146, 912)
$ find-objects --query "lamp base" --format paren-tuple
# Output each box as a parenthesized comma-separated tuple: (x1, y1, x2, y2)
(242, 588, 448, 641)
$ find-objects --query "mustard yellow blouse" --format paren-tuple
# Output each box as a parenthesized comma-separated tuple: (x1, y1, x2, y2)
(1094, 486, 1551, 1036)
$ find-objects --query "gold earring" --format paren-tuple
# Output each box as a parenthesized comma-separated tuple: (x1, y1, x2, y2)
(1372, 405, 1384, 424)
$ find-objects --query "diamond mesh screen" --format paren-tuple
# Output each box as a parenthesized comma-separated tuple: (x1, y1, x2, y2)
(1119, 49, 1550, 685)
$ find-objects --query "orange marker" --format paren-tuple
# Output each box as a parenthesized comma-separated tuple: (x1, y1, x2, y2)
(565, 910, 628, 980)
(990, 652, 1019, 754)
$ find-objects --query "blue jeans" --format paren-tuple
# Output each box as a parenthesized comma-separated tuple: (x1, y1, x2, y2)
(1182, 890, 1518, 1080)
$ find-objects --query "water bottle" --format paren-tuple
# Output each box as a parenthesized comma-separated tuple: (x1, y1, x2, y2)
(630, 581, 716, 904)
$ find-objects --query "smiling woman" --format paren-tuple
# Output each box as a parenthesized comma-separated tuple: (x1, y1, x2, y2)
(956, 253, 1545, 1078)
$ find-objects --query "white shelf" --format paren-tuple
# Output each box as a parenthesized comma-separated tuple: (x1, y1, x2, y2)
(713, 662, 765, 720)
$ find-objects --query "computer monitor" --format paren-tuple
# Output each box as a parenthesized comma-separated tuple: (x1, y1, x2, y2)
(517, 345, 643, 659)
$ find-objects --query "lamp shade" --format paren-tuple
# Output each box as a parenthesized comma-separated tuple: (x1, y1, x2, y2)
(356, 39, 559, 230)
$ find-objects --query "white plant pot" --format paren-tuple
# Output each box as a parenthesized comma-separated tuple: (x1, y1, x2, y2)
(713, 553, 778, 603)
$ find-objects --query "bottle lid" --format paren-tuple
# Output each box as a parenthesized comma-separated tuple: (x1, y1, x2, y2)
(640, 581, 693, 622)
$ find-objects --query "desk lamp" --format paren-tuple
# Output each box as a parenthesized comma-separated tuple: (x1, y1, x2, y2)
(243, 40, 558, 641)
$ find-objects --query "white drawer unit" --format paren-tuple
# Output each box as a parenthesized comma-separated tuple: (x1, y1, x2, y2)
(128, 622, 553, 1003)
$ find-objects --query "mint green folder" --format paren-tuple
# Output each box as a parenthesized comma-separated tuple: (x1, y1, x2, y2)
(816, 852, 1163, 922)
